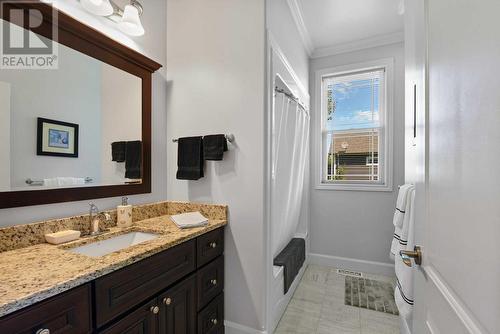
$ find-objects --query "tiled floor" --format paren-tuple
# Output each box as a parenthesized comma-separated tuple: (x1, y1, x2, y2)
(274, 264, 400, 334)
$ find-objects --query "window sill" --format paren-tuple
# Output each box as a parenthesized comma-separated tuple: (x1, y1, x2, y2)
(315, 182, 393, 192)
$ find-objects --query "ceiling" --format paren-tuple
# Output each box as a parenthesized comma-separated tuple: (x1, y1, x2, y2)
(293, 0, 404, 57)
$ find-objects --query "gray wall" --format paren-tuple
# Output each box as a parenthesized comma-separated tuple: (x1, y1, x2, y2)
(0, 82, 10, 191)
(166, 0, 266, 332)
(0, 0, 167, 226)
(1, 45, 102, 189)
(309, 43, 405, 267)
(100, 66, 142, 184)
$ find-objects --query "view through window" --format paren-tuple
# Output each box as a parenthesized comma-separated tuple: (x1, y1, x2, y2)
(322, 69, 385, 184)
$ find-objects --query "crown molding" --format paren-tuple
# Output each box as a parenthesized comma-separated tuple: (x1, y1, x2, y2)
(286, 0, 314, 56)
(311, 31, 404, 59)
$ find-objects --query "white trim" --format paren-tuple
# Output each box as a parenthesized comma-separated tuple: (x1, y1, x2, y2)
(285, 0, 314, 56)
(270, 262, 307, 333)
(315, 183, 393, 192)
(425, 266, 488, 334)
(265, 32, 310, 334)
(268, 32, 310, 105)
(426, 319, 438, 334)
(400, 316, 412, 334)
(224, 321, 268, 334)
(312, 31, 404, 59)
(309, 253, 395, 277)
(313, 58, 394, 192)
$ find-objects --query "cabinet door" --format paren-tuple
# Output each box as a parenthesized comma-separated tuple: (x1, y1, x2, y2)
(158, 275, 197, 334)
(197, 256, 224, 310)
(197, 294, 224, 334)
(99, 298, 159, 334)
(0, 284, 91, 334)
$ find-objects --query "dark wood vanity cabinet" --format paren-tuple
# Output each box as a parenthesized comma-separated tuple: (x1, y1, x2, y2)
(0, 227, 225, 334)
(99, 298, 159, 334)
(0, 284, 92, 334)
(158, 275, 197, 334)
(94, 240, 197, 328)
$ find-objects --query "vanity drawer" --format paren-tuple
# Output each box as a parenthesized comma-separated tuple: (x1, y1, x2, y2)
(197, 228, 224, 267)
(94, 240, 196, 328)
(198, 294, 224, 334)
(98, 298, 158, 334)
(197, 256, 224, 310)
(0, 284, 91, 334)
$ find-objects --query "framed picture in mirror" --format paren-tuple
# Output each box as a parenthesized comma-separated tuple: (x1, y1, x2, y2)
(37, 117, 79, 158)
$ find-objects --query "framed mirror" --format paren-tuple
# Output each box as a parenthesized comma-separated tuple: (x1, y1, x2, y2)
(0, 1, 161, 208)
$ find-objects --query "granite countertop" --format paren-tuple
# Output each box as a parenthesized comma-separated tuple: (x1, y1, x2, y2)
(0, 215, 227, 318)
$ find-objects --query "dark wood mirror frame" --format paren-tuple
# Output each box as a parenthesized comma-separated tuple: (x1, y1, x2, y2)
(0, 1, 162, 209)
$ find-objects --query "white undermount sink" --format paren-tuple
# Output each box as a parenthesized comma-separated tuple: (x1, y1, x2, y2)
(68, 232, 159, 257)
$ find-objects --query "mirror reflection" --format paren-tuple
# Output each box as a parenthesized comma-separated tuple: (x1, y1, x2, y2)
(0, 21, 143, 191)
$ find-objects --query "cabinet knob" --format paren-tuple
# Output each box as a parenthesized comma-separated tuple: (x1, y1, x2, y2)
(36, 330, 50, 334)
(163, 297, 172, 305)
(210, 279, 217, 286)
(211, 318, 218, 325)
(209, 242, 217, 249)
(150, 305, 160, 314)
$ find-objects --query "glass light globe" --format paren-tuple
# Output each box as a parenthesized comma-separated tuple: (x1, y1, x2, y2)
(81, 0, 113, 16)
(118, 4, 145, 36)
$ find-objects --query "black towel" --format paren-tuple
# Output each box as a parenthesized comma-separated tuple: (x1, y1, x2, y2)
(176, 136, 204, 180)
(125, 140, 142, 179)
(203, 134, 228, 161)
(111, 141, 126, 162)
(273, 238, 306, 294)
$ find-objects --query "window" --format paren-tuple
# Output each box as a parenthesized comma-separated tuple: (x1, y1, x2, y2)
(316, 59, 393, 191)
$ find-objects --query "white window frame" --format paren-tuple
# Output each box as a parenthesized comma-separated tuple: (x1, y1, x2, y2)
(366, 155, 379, 166)
(314, 58, 394, 192)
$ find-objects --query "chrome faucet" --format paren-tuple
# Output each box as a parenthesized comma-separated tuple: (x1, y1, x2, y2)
(89, 203, 111, 236)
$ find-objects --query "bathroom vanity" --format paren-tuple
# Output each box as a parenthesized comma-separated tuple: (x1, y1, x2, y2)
(0, 2, 226, 333)
(0, 202, 227, 334)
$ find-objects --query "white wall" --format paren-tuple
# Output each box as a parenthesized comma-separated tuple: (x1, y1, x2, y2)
(267, 0, 310, 252)
(0, 45, 102, 189)
(166, 0, 266, 332)
(101, 65, 142, 184)
(309, 43, 405, 270)
(266, 2, 310, 332)
(0, 82, 10, 191)
(0, 0, 167, 226)
(266, 0, 309, 89)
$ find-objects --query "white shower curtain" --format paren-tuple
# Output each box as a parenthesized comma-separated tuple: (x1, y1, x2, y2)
(271, 92, 310, 257)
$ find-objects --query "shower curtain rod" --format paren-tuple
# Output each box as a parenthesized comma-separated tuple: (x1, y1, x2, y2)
(274, 87, 308, 112)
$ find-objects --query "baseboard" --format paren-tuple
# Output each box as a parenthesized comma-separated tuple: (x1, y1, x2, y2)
(309, 253, 395, 276)
(224, 321, 267, 334)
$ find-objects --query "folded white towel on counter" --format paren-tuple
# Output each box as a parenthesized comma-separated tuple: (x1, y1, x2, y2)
(170, 211, 208, 229)
(390, 184, 415, 259)
(395, 188, 416, 320)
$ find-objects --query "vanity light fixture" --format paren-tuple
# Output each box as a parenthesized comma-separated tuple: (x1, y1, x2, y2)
(79, 0, 145, 36)
(80, 0, 113, 16)
(118, 1, 145, 36)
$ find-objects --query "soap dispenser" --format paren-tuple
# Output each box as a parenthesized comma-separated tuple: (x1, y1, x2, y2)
(117, 196, 133, 228)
